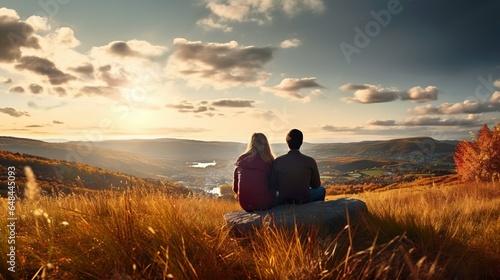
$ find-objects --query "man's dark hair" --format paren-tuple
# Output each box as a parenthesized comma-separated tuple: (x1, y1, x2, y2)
(286, 129, 303, 150)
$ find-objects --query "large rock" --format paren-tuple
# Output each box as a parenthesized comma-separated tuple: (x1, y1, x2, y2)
(223, 198, 368, 235)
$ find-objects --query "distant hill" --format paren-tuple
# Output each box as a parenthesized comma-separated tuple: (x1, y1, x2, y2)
(0, 150, 190, 198)
(307, 137, 458, 161)
(0, 136, 181, 178)
(69, 138, 248, 161)
(0, 136, 458, 188)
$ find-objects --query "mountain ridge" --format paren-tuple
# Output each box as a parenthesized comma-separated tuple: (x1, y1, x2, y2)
(0, 136, 458, 187)
(0, 149, 190, 197)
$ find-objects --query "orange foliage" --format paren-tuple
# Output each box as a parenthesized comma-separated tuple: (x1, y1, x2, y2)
(454, 122, 500, 182)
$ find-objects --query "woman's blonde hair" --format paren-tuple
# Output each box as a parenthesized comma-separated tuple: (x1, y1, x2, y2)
(240, 133, 275, 164)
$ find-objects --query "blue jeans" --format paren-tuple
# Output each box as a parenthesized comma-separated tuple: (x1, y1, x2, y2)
(309, 186, 326, 203)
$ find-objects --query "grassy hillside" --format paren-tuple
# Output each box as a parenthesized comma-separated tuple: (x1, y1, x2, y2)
(317, 157, 392, 172)
(0, 150, 190, 197)
(1, 175, 498, 279)
(0, 136, 180, 178)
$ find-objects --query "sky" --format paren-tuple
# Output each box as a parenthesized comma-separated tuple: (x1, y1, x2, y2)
(1, 0, 499, 144)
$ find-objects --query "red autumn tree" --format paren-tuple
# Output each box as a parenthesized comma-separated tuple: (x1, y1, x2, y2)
(454, 122, 500, 182)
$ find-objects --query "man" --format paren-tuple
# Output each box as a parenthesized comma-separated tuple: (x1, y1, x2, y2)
(270, 129, 326, 204)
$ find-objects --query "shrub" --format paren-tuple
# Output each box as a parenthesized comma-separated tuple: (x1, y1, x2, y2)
(454, 122, 500, 182)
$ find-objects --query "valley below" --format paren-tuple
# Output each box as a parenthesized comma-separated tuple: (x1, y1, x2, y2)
(0, 136, 458, 195)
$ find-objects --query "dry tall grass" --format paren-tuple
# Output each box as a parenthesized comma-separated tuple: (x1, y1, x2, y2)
(356, 180, 500, 279)
(1, 176, 499, 279)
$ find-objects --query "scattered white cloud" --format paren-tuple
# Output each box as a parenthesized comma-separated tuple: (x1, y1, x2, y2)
(340, 83, 439, 103)
(211, 99, 256, 107)
(261, 77, 324, 102)
(28, 101, 67, 111)
(0, 8, 40, 62)
(76, 86, 122, 99)
(281, 0, 325, 16)
(280, 38, 302, 48)
(8, 85, 25, 93)
(50, 87, 67, 97)
(25, 15, 50, 32)
(319, 124, 363, 132)
(0, 77, 12, 83)
(494, 79, 500, 89)
(29, 83, 43, 94)
(400, 86, 439, 103)
(340, 83, 399, 103)
(166, 38, 274, 89)
(368, 114, 484, 127)
(206, 1, 250, 21)
(196, 17, 232, 32)
(409, 92, 500, 115)
(0, 107, 30, 117)
(366, 119, 396, 126)
(51, 27, 80, 49)
(197, 0, 325, 31)
(89, 40, 167, 61)
(15, 56, 76, 85)
(400, 115, 483, 127)
(166, 98, 257, 116)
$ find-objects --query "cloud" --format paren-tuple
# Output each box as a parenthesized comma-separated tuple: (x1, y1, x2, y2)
(0, 77, 12, 83)
(166, 98, 257, 115)
(15, 56, 75, 85)
(0, 8, 40, 62)
(53, 120, 64, 124)
(0, 8, 169, 105)
(51, 27, 80, 49)
(198, 0, 325, 31)
(167, 38, 274, 89)
(319, 124, 363, 132)
(400, 115, 483, 127)
(281, 0, 326, 16)
(25, 124, 44, 128)
(211, 99, 255, 107)
(366, 119, 396, 126)
(97, 65, 132, 87)
(400, 86, 439, 103)
(28, 101, 67, 111)
(77, 86, 122, 99)
(90, 40, 167, 61)
(29, 83, 43, 94)
(166, 100, 214, 114)
(262, 77, 324, 102)
(409, 92, 500, 115)
(494, 79, 500, 89)
(70, 63, 94, 77)
(51, 87, 67, 97)
(341, 84, 399, 103)
(0, 107, 30, 117)
(368, 114, 484, 127)
(8, 85, 25, 93)
(206, 2, 250, 21)
(340, 83, 439, 104)
(25, 15, 50, 32)
(196, 18, 232, 32)
(280, 38, 302, 48)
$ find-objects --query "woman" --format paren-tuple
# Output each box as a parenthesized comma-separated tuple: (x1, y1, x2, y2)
(233, 133, 276, 211)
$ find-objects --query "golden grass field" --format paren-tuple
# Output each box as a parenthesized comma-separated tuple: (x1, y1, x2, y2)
(1, 176, 500, 279)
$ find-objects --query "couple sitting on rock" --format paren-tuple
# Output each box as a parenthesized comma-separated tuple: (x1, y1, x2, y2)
(233, 129, 326, 212)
